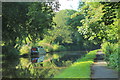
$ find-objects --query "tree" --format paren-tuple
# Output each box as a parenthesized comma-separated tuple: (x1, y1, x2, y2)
(77, 2, 119, 44)
(53, 9, 74, 27)
(2, 2, 60, 57)
(2, 2, 58, 47)
(2, 2, 29, 46)
(44, 26, 73, 44)
(100, 2, 120, 25)
(53, 9, 85, 45)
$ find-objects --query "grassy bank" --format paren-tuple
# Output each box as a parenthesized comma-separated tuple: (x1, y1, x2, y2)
(54, 50, 97, 78)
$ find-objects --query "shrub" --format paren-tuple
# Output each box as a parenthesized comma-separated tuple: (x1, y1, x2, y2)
(58, 45, 66, 51)
(19, 45, 30, 55)
(108, 52, 118, 69)
(53, 44, 66, 51)
(20, 40, 67, 53)
(53, 44, 60, 51)
(101, 42, 119, 70)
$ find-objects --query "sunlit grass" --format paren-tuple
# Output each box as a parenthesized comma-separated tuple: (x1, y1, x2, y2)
(54, 50, 97, 78)
(54, 61, 93, 78)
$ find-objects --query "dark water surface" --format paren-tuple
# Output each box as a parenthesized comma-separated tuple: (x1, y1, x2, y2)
(2, 51, 87, 78)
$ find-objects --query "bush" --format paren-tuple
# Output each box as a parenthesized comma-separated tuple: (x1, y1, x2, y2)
(53, 44, 66, 51)
(19, 40, 67, 53)
(37, 41, 53, 52)
(38, 40, 66, 52)
(19, 45, 30, 55)
(58, 45, 66, 51)
(53, 44, 60, 51)
(101, 42, 119, 70)
(41, 45, 53, 52)
(108, 52, 118, 69)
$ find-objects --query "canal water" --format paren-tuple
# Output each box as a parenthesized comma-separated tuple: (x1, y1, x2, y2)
(2, 51, 87, 78)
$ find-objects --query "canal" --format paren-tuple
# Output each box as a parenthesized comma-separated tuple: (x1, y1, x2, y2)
(2, 51, 87, 78)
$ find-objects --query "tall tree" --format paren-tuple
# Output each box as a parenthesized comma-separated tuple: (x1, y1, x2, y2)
(2, 2, 29, 46)
(77, 2, 119, 43)
(2, 2, 58, 47)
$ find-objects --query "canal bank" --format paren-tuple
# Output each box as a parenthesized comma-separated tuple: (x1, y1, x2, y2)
(54, 50, 97, 78)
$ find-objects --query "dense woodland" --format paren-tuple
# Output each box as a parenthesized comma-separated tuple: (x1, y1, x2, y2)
(2, 2, 120, 71)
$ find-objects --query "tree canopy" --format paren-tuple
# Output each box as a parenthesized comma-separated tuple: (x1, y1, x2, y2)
(2, 2, 58, 46)
(76, 2, 119, 43)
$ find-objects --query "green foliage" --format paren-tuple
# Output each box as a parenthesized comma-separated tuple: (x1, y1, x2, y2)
(2, 46, 19, 59)
(2, 3, 29, 46)
(53, 44, 66, 52)
(108, 52, 118, 69)
(46, 26, 73, 44)
(101, 42, 119, 70)
(19, 45, 30, 55)
(2, 2, 59, 57)
(52, 9, 84, 45)
(53, 9, 76, 27)
(32, 40, 66, 52)
(77, 2, 105, 43)
(27, 2, 55, 41)
(54, 50, 97, 78)
(53, 54, 60, 59)
(15, 58, 61, 78)
(77, 2, 119, 44)
(53, 44, 60, 51)
(100, 2, 120, 25)
(2, 2, 58, 46)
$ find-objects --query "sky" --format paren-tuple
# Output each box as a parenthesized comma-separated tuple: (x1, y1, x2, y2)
(59, 0, 80, 10)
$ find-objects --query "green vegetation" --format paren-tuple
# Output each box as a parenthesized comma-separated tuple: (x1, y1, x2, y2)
(101, 42, 119, 71)
(37, 41, 66, 52)
(2, 1, 119, 78)
(19, 45, 30, 55)
(2, 2, 59, 57)
(54, 50, 97, 78)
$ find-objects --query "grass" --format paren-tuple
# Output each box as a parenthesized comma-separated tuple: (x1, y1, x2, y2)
(54, 50, 97, 78)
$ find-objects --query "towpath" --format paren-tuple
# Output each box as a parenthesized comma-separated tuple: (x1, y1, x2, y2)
(91, 51, 119, 80)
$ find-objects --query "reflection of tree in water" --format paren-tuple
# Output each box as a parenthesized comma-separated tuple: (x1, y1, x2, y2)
(15, 59, 61, 78)
(2, 52, 85, 78)
(2, 58, 20, 78)
(14, 53, 73, 78)
(19, 58, 30, 67)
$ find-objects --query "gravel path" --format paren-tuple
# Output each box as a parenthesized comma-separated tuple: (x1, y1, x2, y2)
(91, 51, 119, 80)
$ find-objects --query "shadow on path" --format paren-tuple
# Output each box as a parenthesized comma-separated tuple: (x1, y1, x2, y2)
(91, 51, 118, 80)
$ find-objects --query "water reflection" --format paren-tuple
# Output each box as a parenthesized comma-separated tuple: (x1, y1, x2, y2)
(2, 51, 87, 78)
(31, 55, 45, 63)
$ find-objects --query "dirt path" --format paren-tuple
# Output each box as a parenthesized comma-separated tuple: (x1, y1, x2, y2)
(91, 51, 118, 80)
